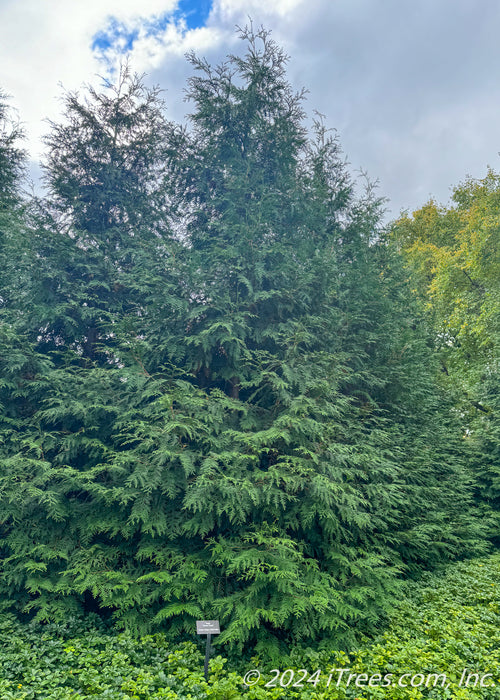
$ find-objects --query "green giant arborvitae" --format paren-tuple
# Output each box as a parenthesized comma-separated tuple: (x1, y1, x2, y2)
(0, 91, 28, 309)
(0, 71, 185, 621)
(0, 30, 484, 650)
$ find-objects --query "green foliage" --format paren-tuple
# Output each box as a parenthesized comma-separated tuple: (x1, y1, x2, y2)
(391, 171, 500, 392)
(0, 27, 487, 649)
(0, 92, 28, 312)
(0, 91, 25, 209)
(391, 171, 500, 539)
(0, 553, 498, 698)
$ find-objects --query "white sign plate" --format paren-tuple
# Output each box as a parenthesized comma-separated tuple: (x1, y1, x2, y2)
(196, 620, 220, 635)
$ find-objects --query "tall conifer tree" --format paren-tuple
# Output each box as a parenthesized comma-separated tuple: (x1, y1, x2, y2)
(0, 30, 484, 650)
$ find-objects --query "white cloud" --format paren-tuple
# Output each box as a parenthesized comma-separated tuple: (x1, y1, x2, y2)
(2, 0, 500, 217)
(0, 0, 308, 159)
(0, 0, 178, 157)
(215, 0, 305, 21)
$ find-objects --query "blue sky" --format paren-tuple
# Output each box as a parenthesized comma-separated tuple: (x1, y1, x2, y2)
(91, 0, 213, 62)
(178, 0, 212, 31)
(1, 0, 500, 220)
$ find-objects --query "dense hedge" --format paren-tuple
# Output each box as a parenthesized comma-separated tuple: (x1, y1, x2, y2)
(0, 552, 498, 699)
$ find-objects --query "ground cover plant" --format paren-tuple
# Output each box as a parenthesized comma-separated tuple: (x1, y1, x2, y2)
(0, 552, 498, 699)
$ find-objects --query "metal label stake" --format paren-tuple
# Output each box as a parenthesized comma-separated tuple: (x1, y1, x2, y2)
(196, 620, 220, 681)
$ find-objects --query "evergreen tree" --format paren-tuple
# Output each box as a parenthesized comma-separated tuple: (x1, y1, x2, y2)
(0, 30, 484, 651)
(0, 71, 184, 621)
(0, 91, 27, 309)
(29, 65, 180, 360)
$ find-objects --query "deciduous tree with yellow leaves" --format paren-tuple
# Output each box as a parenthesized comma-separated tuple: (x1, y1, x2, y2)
(391, 169, 500, 540)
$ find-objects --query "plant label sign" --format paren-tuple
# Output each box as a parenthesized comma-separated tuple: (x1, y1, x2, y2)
(197, 621, 220, 681)
(196, 620, 220, 635)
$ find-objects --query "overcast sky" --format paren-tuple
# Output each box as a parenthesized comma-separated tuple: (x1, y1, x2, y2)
(1, 0, 500, 221)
